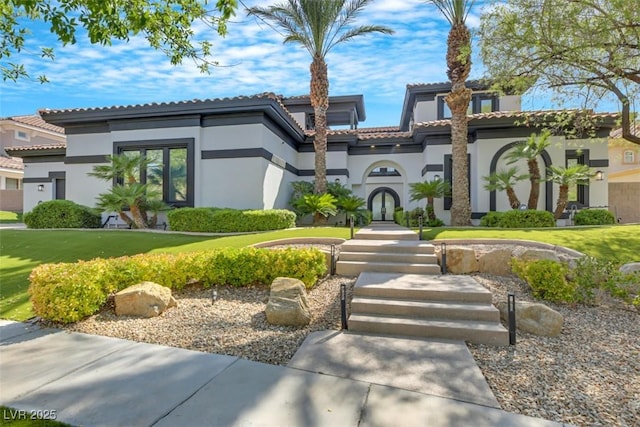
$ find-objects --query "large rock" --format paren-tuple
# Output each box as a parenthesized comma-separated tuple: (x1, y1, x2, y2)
(496, 301, 563, 337)
(619, 262, 640, 275)
(478, 249, 513, 276)
(517, 248, 560, 263)
(114, 281, 177, 318)
(445, 248, 478, 274)
(266, 277, 311, 327)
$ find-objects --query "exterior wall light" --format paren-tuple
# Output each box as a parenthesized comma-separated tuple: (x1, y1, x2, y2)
(595, 170, 604, 181)
(434, 174, 440, 181)
(37, 184, 44, 192)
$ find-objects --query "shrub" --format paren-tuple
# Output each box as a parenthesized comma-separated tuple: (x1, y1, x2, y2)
(574, 209, 616, 225)
(354, 209, 372, 226)
(394, 208, 438, 227)
(569, 256, 617, 304)
(498, 210, 556, 228)
(479, 211, 504, 227)
(512, 259, 575, 303)
(24, 200, 101, 229)
(168, 208, 296, 232)
(29, 247, 326, 323)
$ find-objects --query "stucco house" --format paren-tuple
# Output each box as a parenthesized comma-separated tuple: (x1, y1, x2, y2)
(6, 81, 616, 225)
(608, 123, 640, 223)
(0, 115, 65, 212)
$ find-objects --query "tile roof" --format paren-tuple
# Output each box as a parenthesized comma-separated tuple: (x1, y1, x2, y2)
(6, 115, 65, 134)
(0, 156, 23, 171)
(610, 123, 639, 139)
(358, 126, 401, 133)
(5, 143, 67, 152)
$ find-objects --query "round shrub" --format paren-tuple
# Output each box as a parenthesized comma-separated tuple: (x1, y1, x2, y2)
(497, 209, 556, 228)
(168, 207, 296, 232)
(574, 209, 615, 226)
(512, 259, 575, 303)
(479, 211, 504, 227)
(24, 200, 101, 229)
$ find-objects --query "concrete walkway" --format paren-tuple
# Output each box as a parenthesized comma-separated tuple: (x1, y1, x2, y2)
(0, 320, 566, 426)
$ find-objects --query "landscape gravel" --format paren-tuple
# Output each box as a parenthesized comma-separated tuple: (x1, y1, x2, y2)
(63, 248, 639, 427)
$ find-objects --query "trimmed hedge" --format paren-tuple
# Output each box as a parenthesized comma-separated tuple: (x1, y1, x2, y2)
(496, 209, 556, 228)
(24, 200, 101, 229)
(479, 211, 504, 227)
(574, 209, 616, 225)
(168, 208, 296, 232)
(29, 247, 326, 323)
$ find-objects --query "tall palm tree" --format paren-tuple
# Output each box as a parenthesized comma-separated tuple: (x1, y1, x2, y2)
(409, 179, 451, 222)
(428, 0, 475, 226)
(546, 164, 593, 219)
(505, 131, 551, 209)
(247, 0, 393, 194)
(482, 166, 528, 209)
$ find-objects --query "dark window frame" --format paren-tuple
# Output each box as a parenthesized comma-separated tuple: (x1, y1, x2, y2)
(443, 153, 471, 210)
(565, 149, 590, 208)
(114, 138, 195, 207)
(437, 93, 499, 120)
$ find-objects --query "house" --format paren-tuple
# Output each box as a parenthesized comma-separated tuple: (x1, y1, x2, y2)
(6, 82, 616, 225)
(608, 123, 640, 223)
(0, 115, 66, 212)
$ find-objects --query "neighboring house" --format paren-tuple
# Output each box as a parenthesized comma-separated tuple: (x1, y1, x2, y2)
(6, 82, 616, 224)
(0, 115, 66, 212)
(608, 123, 640, 223)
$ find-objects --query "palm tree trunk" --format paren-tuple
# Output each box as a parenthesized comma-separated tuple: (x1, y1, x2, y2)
(506, 187, 520, 209)
(310, 54, 329, 194)
(117, 211, 134, 227)
(527, 159, 541, 209)
(426, 197, 436, 221)
(554, 184, 569, 219)
(129, 203, 147, 229)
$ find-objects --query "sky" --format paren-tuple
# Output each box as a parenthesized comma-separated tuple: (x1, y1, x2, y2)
(0, 0, 622, 128)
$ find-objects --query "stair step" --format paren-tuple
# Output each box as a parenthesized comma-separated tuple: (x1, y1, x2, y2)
(354, 231, 418, 241)
(353, 273, 493, 303)
(341, 240, 435, 254)
(336, 261, 441, 276)
(348, 314, 509, 346)
(351, 296, 501, 322)
(339, 251, 438, 264)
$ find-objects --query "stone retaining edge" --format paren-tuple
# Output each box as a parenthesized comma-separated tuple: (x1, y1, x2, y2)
(429, 238, 585, 259)
(251, 237, 346, 248)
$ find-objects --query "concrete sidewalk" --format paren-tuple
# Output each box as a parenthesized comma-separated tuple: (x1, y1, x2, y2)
(0, 320, 565, 426)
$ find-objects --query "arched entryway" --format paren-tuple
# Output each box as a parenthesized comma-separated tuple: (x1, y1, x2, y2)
(367, 187, 400, 221)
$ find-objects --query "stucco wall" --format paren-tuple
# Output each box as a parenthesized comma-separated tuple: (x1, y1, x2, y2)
(609, 182, 640, 223)
(0, 190, 22, 211)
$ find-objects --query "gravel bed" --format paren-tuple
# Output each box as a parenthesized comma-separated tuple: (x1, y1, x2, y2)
(470, 273, 639, 426)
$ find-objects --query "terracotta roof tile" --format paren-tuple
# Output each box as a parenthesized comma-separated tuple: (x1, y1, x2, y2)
(6, 115, 65, 134)
(0, 156, 23, 170)
(6, 143, 67, 152)
(358, 126, 401, 133)
(610, 123, 639, 139)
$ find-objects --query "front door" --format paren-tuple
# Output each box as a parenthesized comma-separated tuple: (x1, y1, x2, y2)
(368, 187, 400, 221)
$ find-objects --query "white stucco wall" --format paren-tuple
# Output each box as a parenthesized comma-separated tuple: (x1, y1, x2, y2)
(22, 161, 65, 212)
(499, 95, 521, 111)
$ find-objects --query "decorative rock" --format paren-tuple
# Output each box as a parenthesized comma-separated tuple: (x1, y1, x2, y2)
(496, 301, 564, 337)
(265, 277, 311, 326)
(478, 249, 513, 276)
(446, 248, 478, 274)
(517, 248, 560, 263)
(619, 262, 640, 275)
(115, 281, 177, 318)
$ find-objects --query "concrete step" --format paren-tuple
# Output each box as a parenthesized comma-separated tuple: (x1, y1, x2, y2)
(354, 230, 418, 240)
(351, 296, 501, 322)
(341, 240, 435, 254)
(353, 273, 493, 304)
(336, 261, 441, 276)
(348, 314, 509, 346)
(339, 251, 438, 264)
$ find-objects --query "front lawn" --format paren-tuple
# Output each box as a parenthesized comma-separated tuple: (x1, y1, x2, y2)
(0, 211, 22, 224)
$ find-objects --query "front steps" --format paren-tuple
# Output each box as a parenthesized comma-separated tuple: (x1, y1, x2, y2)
(348, 272, 509, 346)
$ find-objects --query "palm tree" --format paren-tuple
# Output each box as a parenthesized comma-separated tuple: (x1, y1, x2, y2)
(409, 179, 451, 222)
(483, 166, 528, 209)
(337, 194, 366, 225)
(546, 164, 593, 219)
(505, 131, 551, 209)
(294, 193, 338, 225)
(247, 1, 393, 194)
(428, 0, 475, 226)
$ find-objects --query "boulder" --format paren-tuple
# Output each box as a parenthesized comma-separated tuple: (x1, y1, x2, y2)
(478, 249, 513, 276)
(496, 301, 563, 337)
(115, 281, 177, 318)
(518, 248, 560, 263)
(266, 277, 311, 327)
(445, 248, 478, 274)
(619, 262, 640, 275)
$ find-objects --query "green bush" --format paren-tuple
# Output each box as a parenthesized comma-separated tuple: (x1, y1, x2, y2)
(354, 209, 373, 226)
(394, 208, 440, 227)
(29, 247, 326, 323)
(24, 200, 101, 229)
(168, 208, 296, 232)
(574, 209, 616, 225)
(479, 211, 504, 227)
(497, 210, 556, 228)
(512, 259, 575, 303)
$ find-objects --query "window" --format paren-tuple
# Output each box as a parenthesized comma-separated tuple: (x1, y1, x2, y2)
(565, 150, 590, 207)
(15, 130, 30, 141)
(115, 139, 194, 207)
(438, 93, 498, 119)
(305, 113, 315, 130)
(369, 167, 401, 177)
(5, 178, 20, 190)
(623, 150, 635, 164)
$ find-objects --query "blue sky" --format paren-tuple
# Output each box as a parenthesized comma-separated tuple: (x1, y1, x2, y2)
(0, 0, 621, 128)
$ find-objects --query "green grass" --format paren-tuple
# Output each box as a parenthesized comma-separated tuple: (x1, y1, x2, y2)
(420, 224, 640, 264)
(0, 211, 22, 224)
(0, 228, 352, 320)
